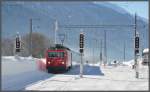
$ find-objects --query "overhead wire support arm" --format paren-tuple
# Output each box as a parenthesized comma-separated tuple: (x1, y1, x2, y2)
(57, 24, 144, 29)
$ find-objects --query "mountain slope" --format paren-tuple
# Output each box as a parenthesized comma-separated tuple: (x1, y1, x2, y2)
(2, 1, 148, 62)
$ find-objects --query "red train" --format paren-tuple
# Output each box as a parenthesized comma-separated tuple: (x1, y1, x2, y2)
(46, 44, 79, 73)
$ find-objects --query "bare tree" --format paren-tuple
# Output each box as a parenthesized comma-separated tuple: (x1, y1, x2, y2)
(1, 38, 14, 56)
(2, 32, 54, 58)
(21, 32, 54, 58)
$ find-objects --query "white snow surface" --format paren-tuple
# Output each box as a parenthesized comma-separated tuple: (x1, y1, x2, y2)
(1, 56, 52, 91)
(2, 56, 37, 76)
(1, 56, 149, 91)
(122, 58, 144, 67)
(26, 64, 149, 91)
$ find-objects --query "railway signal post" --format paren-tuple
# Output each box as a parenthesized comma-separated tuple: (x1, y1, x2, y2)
(133, 13, 140, 78)
(134, 32, 140, 78)
(15, 32, 21, 56)
(79, 32, 84, 78)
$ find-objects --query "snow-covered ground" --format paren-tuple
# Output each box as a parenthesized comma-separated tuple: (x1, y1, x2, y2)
(1, 56, 52, 90)
(122, 57, 144, 66)
(25, 64, 149, 91)
(2, 56, 37, 76)
(2, 56, 149, 91)
(1, 56, 80, 91)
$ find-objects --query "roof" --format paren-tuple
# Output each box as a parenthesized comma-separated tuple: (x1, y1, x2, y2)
(48, 44, 70, 50)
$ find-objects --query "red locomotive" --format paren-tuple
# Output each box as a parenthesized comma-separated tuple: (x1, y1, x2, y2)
(46, 44, 73, 73)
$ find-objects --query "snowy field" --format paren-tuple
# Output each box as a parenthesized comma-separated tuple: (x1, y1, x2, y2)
(1, 56, 149, 91)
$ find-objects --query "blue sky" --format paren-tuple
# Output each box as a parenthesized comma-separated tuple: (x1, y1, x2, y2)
(109, 1, 148, 19)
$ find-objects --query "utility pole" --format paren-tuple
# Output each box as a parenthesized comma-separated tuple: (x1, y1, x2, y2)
(104, 30, 107, 66)
(92, 38, 94, 65)
(141, 33, 144, 55)
(134, 13, 140, 78)
(124, 40, 126, 62)
(30, 18, 32, 57)
(29, 18, 40, 56)
(135, 32, 140, 78)
(93, 45, 94, 65)
(65, 30, 68, 46)
(92, 38, 97, 65)
(55, 20, 58, 45)
(100, 39, 103, 65)
(79, 32, 84, 78)
(90, 39, 92, 64)
(134, 13, 137, 67)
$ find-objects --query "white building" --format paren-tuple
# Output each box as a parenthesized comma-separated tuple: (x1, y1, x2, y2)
(142, 48, 149, 65)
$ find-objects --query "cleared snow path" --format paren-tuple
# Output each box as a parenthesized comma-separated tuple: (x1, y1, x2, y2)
(25, 65, 149, 91)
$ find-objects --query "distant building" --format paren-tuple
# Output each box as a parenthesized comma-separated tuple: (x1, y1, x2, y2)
(142, 48, 149, 65)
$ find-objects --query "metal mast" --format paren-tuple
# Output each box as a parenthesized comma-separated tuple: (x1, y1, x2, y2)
(124, 40, 126, 62)
(100, 39, 103, 65)
(30, 18, 32, 57)
(55, 20, 58, 45)
(104, 30, 107, 65)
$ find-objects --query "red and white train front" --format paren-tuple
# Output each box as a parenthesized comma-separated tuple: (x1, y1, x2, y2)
(46, 49, 72, 73)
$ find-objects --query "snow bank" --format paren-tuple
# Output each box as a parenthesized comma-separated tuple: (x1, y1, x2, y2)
(122, 58, 143, 67)
(2, 56, 18, 62)
(2, 56, 37, 62)
(122, 60, 134, 67)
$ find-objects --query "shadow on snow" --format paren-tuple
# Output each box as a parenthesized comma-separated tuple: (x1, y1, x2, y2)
(2, 70, 54, 90)
(65, 64, 104, 76)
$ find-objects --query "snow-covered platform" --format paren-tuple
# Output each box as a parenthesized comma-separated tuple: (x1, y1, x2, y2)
(25, 65, 149, 91)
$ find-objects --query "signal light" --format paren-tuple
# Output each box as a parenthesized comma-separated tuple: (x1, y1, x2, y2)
(135, 49, 139, 54)
(62, 62, 65, 64)
(48, 62, 51, 64)
(16, 38, 20, 48)
(16, 49, 20, 52)
(80, 49, 83, 53)
(16, 37, 20, 52)
(135, 37, 139, 49)
(79, 33, 84, 49)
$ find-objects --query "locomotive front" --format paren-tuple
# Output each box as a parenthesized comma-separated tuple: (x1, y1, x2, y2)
(46, 49, 68, 73)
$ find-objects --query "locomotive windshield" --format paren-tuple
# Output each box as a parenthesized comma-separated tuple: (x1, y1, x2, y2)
(48, 52, 64, 58)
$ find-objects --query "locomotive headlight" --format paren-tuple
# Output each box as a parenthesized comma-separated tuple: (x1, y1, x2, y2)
(62, 62, 64, 64)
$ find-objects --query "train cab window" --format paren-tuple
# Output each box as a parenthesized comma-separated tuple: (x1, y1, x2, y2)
(48, 52, 57, 57)
(48, 52, 64, 58)
(59, 52, 65, 57)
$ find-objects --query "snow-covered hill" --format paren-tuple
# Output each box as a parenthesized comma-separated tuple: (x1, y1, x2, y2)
(2, 1, 148, 62)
